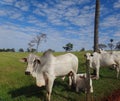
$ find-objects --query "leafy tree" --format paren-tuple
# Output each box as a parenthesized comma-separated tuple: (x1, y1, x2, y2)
(80, 48, 85, 51)
(31, 33, 47, 52)
(27, 48, 30, 52)
(63, 43, 73, 52)
(27, 48, 36, 52)
(19, 48, 24, 52)
(115, 41, 120, 50)
(98, 43, 107, 49)
(28, 42, 35, 52)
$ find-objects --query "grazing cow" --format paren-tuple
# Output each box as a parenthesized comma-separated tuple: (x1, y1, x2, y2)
(84, 52, 120, 79)
(25, 50, 78, 101)
(75, 73, 93, 93)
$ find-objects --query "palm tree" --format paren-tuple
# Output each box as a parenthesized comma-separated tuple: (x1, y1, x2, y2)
(94, 0, 100, 52)
(108, 39, 114, 53)
(93, 0, 100, 83)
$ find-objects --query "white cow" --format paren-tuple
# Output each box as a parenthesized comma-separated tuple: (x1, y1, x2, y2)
(84, 52, 120, 79)
(75, 73, 93, 93)
(25, 50, 78, 101)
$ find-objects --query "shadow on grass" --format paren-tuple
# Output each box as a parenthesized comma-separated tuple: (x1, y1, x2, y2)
(8, 84, 45, 100)
(53, 79, 80, 101)
(8, 79, 75, 101)
(100, 75, 118, 79)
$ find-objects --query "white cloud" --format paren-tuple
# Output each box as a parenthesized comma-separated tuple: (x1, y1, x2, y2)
(0, 9, 7, 16)
(101, 14, 120, 28)
(0, 24, 32, 50)
(114, 0, 120, 8)
(0, 0, 15, 5)
(14, 0, 29, 11)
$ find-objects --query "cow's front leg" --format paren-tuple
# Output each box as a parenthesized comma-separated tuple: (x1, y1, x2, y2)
(45, 74, 55, 101)
(46, 79, 54, 101)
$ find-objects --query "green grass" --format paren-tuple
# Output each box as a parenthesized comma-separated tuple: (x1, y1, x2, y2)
(0, 52, 120, 101)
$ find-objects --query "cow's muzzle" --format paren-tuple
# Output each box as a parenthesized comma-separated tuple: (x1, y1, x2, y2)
(25, 71, 30, 75)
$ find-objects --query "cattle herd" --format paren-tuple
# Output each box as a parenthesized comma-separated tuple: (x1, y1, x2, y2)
(22, 49, 120, 101)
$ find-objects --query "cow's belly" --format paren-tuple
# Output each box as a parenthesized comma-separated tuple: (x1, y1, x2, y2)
(54, 64, 73, 77)
(100, 59, 116, 67)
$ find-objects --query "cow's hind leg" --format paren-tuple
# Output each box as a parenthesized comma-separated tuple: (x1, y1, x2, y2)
(68, 75, 72, 87)
(96, 67, 100, 80)
(72, 72, 77, 85)
(68, 71, 73, 87)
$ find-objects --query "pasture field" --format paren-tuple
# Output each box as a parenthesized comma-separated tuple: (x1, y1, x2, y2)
(0, 52, 120, 101)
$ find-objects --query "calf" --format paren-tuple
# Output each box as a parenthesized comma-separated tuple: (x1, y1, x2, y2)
(75, 73, 93, 93)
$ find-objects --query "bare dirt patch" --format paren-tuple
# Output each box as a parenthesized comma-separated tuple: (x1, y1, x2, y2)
(102, 89, 120, 101)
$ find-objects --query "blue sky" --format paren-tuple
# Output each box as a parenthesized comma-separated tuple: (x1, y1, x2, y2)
(0, 0, 120, 51)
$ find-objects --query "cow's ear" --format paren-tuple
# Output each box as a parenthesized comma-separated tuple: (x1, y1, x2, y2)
(84, 54, 86, 57)
(35, 58, 41, 64)
(20, 58, 27, 62)
(36, 59, 41, 64)
(91, 54, 93, 57)
(98, 49, 101, 53)
(79, 75, 85, 79)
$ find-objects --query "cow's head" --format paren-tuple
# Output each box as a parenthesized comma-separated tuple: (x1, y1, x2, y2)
(98, 49, 107, 54)
(25, 54, 41, 76)
(78, 73, 86, 79)
(84, 53, 93, 61)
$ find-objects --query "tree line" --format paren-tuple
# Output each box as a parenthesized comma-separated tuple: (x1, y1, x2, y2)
(0, 40, 119, 52)
(0, 48, 15, 52)
(0, 48, 35, 52)
(98, 39, 120, 51)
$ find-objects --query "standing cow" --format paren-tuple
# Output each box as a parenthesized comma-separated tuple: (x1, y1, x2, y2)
(84, 52, 120, 79)
(25, 50, 78, 101)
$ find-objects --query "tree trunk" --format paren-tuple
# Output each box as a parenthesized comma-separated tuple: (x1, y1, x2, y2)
(93, 0, 100, 77)
(94, 0, 100, 52)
